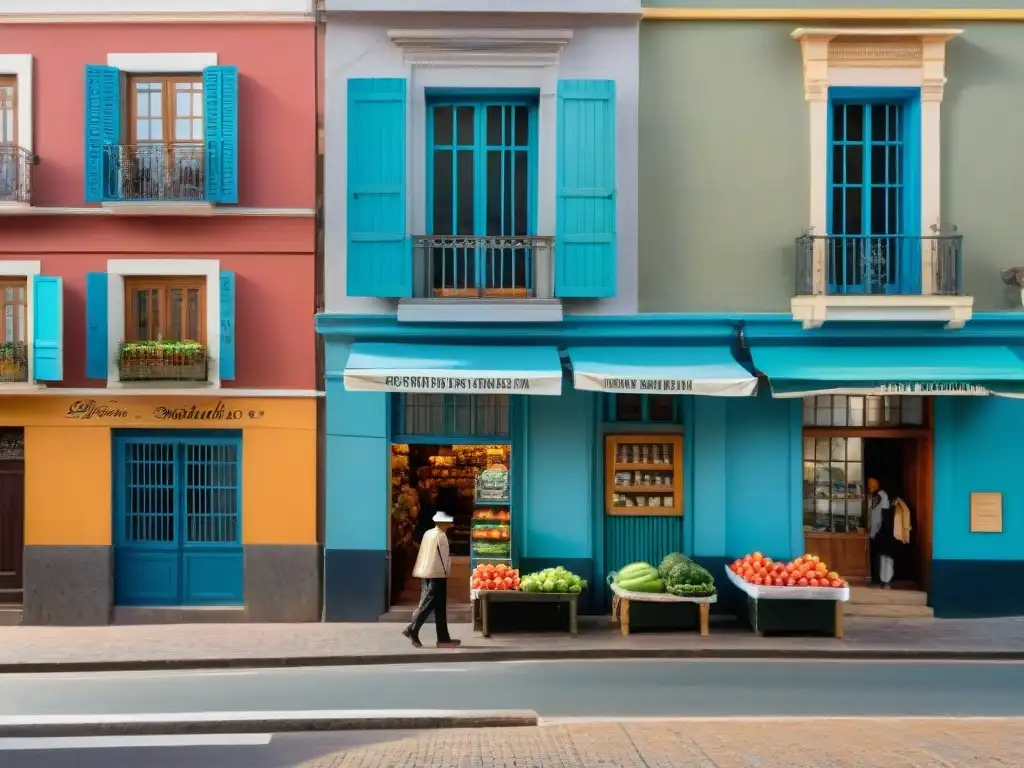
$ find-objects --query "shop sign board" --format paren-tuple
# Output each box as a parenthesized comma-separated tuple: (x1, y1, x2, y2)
(970, 492, 1003, 533)
(573, 371, 757, 397)
(344, 370, 562, 396)
(65, 399, 266, 423)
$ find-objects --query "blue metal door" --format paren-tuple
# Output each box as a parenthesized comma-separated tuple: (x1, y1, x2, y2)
(114, 433, 243, 606)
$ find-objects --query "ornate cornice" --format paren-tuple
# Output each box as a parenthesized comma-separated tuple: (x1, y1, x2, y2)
(387, 28, 573, 68)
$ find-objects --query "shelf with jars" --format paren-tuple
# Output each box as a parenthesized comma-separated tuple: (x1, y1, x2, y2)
(605, 434, 683, 516)
(471, 447, 512, 567)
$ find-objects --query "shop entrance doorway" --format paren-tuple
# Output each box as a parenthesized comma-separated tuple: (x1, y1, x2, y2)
(389, 443, 511, 612)
(0, 429, 25, 605)
(802, 395, 933, 592)
(864, 437, 931, 589)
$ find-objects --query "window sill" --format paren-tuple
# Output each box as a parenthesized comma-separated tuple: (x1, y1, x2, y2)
(0, 382, 47, 394)
(0, 202, 32, 215)
(397, 298, 563, 323)
(107, 379, 220, 391)
(791, 294, 974, 330)
(101, 201, 214, 217)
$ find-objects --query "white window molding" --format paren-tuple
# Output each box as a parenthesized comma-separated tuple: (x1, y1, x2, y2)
(106, 259, 221, 388)
(397, 28, 568, 285)
(0, 55, 33, 155)
(107, 52, 217, 73)
(793, 27, 961, 295)
(388, 28, 572, 68)
(0, 260, 40, 385)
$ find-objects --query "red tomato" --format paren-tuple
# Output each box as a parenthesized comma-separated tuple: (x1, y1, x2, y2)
(808, 578, 820, 587)
(797, 577, 809, 587)
(829, 579, 842, 588)
(786, 578, 796, 587)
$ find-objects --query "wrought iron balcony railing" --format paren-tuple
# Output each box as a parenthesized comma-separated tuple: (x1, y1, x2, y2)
(795, 231, 964, 297)
(102, 144, 206, 202)
(412, 235, 555, 300)
(0, 342, 28, 383)
(0, 145, 32, 204)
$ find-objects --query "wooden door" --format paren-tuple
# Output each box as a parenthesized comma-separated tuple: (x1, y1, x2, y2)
(0, 459, 25, 602)
(912, 437, 933, 592)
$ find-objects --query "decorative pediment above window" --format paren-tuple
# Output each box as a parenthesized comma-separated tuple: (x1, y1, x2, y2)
(791, 27, 962, 102)
(387, 28, 573, 67)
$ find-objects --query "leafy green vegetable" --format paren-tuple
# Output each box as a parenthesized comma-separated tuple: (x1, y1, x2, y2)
(667, 583, 717, 597)
(658, 552, 690, 580)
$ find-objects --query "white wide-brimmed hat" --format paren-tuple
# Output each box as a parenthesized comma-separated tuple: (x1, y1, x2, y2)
(433, 511, 455, 524)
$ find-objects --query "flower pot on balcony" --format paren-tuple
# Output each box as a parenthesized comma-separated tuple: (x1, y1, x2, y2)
(118, 340, 208, 382)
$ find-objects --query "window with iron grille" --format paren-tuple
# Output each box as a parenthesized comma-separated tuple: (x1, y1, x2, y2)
(603, 394, 682, 424)
(392, 394, 510, 438)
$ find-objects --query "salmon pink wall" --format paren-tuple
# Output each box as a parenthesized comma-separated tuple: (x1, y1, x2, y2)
(0, 217, 315, 390)
(0, 23, 315, 209)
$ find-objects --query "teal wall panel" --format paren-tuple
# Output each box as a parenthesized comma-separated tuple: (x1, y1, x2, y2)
(723, 393, 802, 559)
(324, 433, 389, 551)
(934, 397, 1024, 561)
(524, 386, 594, 559)
(690, 397, 727, 557)
(604, 516, 685, 577)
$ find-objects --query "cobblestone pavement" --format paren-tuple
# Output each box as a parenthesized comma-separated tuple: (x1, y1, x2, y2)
(0, 616, 1023, 669)
(301, 718, 1024, 767)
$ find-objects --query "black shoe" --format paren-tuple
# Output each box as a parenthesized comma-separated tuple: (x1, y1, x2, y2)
(402, 628, 423, 648)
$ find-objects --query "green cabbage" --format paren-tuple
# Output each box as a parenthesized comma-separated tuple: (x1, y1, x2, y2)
(658, 552, 690, 580)
(553, 578, 568, 592)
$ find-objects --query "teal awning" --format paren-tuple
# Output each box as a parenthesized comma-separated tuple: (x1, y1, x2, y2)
(751, 345, 1024, 398)
(343, 343, 563, 396)
(568, 346, 757, 397)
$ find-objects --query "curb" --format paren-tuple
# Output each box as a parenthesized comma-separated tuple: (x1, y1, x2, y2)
(1, 647, 1023, 674)
(0, 709, 540, 737)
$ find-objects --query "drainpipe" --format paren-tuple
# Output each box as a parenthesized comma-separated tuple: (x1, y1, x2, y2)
(313, 0, 327, 618)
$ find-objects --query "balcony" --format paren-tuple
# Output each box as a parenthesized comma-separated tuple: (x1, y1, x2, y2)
(0, 342, 28, 383)
(118, 341, 209, 383)
(791, 230, 973, 330)
(101, 144, 211, 216)
(398, 235, 562, 323)
(0, 145, 32, 209)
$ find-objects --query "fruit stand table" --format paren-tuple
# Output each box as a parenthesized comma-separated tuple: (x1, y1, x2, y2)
(472, 589, 579, 638)
(724, 567, 849, 638)
(610, 583, 716, 637)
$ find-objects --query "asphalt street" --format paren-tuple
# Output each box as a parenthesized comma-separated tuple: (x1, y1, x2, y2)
(2, 658, 1024, 719)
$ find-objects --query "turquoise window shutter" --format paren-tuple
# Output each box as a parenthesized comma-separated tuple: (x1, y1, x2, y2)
(31, 275, 63, 382)
(555, 79, 617, 298)
(347, 78, 411, 298)
(203, 65, 239, 204)
(219, 271, 236, 380)
(84, 65, 120, 203)
(85, 272, 108, 380)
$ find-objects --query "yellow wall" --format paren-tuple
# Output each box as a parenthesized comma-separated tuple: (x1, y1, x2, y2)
(19, 396, 318, 547)
(242, 428, 317, 544)
(25, 426, 112, 545)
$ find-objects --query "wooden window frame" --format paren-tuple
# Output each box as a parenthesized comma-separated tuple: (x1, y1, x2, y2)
(0, 75, 17, 147)
(124, 276, 207, 344)
(126, 74, 203, 147)
(0, 277, 27, 344)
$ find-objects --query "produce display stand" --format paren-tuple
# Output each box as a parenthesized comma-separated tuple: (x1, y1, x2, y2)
(472, 589, 579, 638)
(611, 583, 716, 637)
(724, 567, 849, 638)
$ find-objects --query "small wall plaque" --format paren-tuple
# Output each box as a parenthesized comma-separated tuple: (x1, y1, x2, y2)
(970, 492, 1003, 534)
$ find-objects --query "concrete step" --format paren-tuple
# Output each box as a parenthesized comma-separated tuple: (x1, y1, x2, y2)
(380, 603, 473, 623)
(0, 607, 21, 626)
(849, 586, 928, 606)
(844, 602, 934, 618)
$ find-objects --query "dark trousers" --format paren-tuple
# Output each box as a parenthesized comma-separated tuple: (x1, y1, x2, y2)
(406, 578, 451, 642)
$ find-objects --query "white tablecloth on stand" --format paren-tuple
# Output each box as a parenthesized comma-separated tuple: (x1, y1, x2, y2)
(724, 566, 850, 602)
(611, 582, 717, 604)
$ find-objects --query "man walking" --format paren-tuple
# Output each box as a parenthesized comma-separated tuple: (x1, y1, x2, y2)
(403, 511, 462, 649)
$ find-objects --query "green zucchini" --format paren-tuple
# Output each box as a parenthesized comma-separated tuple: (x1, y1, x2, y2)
(617, 576, 665, 593)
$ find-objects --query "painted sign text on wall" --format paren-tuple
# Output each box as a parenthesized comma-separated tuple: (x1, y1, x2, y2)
(65, 399, 265, 422)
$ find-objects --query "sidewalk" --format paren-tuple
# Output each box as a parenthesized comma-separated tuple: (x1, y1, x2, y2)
(0, 616, 1022, 672)
(300, 718, 1024, 767)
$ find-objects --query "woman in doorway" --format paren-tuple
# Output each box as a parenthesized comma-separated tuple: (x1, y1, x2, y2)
(868, 477, 897, 588)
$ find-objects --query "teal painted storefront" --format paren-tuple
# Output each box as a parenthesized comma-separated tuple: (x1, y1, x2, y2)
(317, 312, 1024, 621)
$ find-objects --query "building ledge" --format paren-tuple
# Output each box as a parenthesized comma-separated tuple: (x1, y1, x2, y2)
(101, 201, 214, 216)
(791, 294, 974, 330)
(397, 298, 564, 324)
(0, 202, 32, 215)
(328, 0, 640, 14)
